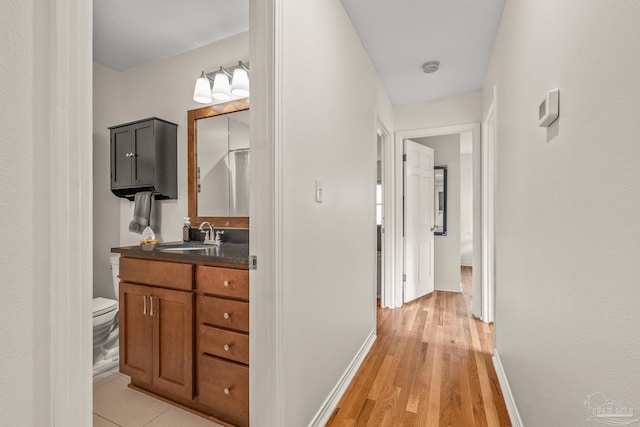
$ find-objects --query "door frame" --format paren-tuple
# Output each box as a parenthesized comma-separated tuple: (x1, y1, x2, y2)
(482, 88, 497, 323)
(393, 124, 481, 313)
(377, 120, 394, 309)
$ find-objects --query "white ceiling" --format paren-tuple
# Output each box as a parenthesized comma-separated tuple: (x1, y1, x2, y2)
(93, 0, 504, 104)
(340, 0, 505, 104)
(93, 0, 249, 72)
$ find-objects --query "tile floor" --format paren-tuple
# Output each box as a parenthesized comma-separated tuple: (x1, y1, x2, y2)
(93, 368, 222, 427)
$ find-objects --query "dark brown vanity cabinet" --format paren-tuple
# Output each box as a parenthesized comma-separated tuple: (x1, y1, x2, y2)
(110, 117, 177, 200)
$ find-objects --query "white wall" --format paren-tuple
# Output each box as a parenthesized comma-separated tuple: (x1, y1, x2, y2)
(460, 131, 473, 266)
(414, 134, 461, 292)
(1, 1, 36, 423)
(2, 1, 93, 425)
(93, 63, 122, 299)
(278, 0, 393, 424)
(484, 1, 640, 425)
(92, 32, 249, 251)
(394, 91, 483, 130)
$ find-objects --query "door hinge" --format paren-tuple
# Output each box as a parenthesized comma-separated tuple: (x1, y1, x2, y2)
(402, 154, 407, 162)
(249, 255, 258, 270)
(402, 274, 406, 282)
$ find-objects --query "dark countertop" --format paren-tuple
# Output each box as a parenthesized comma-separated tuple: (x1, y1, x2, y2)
(112, 242, 249, 269)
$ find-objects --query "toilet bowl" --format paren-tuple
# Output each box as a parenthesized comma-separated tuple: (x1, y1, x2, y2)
(92, 253, 120, 376)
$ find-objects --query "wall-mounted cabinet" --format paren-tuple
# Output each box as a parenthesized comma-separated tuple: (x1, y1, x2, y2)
(110, 117, 177, 200)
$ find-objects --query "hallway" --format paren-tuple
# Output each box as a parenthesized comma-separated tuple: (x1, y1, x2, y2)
(327, 267, 510, 426)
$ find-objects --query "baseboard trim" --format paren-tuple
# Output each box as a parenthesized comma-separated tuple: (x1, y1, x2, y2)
(493, 349, 524, 427)
(308, 328, 377, 427)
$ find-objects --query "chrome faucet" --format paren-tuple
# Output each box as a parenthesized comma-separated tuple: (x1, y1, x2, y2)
(198, 221, 214, 243)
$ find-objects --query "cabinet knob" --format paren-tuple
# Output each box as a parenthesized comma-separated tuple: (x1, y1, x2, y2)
(223, 344, 230, 351)
(223, 280, 230, 287)
(223, 312, 230, 319)
(223, 388, 231, 395)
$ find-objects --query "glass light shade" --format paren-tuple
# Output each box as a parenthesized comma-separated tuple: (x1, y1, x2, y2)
(212, 72, 231, 101)
(231, 67, 250, 97)
(193, 72, 212, 104)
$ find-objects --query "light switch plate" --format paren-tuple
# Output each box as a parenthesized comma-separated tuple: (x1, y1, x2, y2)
(315, 180, 323, 203)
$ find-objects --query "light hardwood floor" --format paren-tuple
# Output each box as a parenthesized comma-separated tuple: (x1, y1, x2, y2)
(326, 267, 511, 427)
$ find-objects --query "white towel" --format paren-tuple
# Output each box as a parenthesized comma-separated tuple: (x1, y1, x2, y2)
(129, 191, 155, 234)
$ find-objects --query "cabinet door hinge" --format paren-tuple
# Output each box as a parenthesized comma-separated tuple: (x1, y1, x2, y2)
(402, 154, 407, 162)
(249, 255, 258, 270)
(402, 274, 406, 281)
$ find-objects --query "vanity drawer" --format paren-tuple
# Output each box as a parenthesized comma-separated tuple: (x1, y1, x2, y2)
(199, 324, 249, 365)
(196, 266, 249, 300)
(120, 257, 193, 291)
(198, 354, 249, 427)
(199, 295, 249, 333)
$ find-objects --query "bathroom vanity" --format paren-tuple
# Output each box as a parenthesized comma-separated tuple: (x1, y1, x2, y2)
(111, 243, 249, 427)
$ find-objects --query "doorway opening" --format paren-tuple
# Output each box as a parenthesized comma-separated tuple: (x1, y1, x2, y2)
(393, 124, 482, 318)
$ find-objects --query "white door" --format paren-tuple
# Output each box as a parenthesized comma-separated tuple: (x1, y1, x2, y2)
(404, 140, 435, 303)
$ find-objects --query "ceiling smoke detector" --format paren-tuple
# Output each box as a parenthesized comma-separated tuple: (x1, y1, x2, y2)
(422, 60, 440, 74)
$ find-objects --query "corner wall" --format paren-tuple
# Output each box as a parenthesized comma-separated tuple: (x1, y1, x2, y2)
(484, 1, 640, 424)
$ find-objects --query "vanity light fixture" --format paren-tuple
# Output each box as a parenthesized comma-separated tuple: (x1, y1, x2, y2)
(212, 67, 232, 101)
(192, 61, 250, 104)
(193, 71, 213, 104)
(231, 62, 250, 97)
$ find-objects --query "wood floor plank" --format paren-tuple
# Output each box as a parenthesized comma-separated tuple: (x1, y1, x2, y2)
(327, 267, 511, 427)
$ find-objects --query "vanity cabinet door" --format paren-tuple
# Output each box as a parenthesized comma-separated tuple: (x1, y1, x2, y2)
(119, 282, 153, 384)
(119, 281, 194, 400)
(152, 287, 193, 399)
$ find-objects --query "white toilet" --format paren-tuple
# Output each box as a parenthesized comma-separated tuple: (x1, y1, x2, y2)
(92, 253, 120, 376)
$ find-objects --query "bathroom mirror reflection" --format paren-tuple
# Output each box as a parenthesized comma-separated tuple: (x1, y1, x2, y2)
(197, 110, 250, 216)
(187, 99, 250, 228)
(434, 166, 447, 236)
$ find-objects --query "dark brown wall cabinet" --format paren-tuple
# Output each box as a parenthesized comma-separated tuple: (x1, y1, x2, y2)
(110, 117, 177, 200)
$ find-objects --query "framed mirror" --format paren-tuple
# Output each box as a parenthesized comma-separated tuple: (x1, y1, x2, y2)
(434, 165, 447, 235)
(187, 99, 250, 228)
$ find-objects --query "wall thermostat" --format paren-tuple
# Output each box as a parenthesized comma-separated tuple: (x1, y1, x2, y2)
(538, 89, 559, 127)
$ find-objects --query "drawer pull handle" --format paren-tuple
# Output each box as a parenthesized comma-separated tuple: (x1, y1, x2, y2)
(223, 312, 230, 319)
(223, 344, 230, 351)
(223, 280, 230, 287)
(223, 388, 231, 395)
(143, 295, 147, 315)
